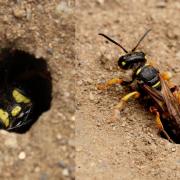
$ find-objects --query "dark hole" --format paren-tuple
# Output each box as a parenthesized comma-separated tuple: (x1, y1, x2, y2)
(0, 49, 52, 133)
(160, 117, 180, 144)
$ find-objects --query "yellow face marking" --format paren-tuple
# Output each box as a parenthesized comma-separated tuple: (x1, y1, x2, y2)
(11, 105, 22, 117)
(152, 81, 160, 88)
(0, 109, 9, 127)
(13, 89, 31, 104)
(122, 61, 126, 66)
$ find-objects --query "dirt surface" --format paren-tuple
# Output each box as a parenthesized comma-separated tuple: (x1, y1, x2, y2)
(76, 0, 180, 179)
(0, 0, 75, 180)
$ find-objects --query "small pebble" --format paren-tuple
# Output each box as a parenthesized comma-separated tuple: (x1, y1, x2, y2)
(58, 161, 66, 169)
(76, 146, 82, 152)
(56, 134, 62, 140)
(89, 92, 95, 101)
(90, 162, 96, 167)
(176, 51, 180, 59)
(26, 8, 32, 20)
(62, 168, 69, 176)
(97, 0, 104, 5)
(13, 7, 25, 18)
(18, 151, 26, 160)
(34, 166, 40, 172)
(4, 135, 18, 148)
(55, 1, 73, 15)
(156, 1, 166, 8)
(77, 80, 83, 86)
(71, 116, 75, 121)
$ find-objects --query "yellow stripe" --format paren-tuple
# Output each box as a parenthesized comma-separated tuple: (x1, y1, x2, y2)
(136, 64, 150, 75)
(0, 109, 9, 127)
(145, 63, 149, 66)
(11, 105, 22, 117)
(152, 81, 160, 88)
(13, 89, 31, 103)
(136, 67, 142, 75)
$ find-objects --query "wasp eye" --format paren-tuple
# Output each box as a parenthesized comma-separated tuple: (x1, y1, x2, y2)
(122, 61, 126, 66)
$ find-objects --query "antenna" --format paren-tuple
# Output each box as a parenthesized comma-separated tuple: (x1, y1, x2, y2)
(131, 29, 151, 52)
(99, 33, 128, 53)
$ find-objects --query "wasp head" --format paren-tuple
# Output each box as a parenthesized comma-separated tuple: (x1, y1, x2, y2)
(99, 29, 151, 70)
(118, 52, 146, 70)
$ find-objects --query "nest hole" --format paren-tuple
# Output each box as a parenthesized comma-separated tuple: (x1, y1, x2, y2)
(160, 119, 180, 144)
(0, 49, 52, 133)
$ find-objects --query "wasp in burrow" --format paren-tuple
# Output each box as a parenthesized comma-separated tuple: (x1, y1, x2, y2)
(0, 86, 33, 131)
(97, 29, 180, 143)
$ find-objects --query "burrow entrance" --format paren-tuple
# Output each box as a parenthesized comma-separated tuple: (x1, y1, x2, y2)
(0, 49, 52, 133)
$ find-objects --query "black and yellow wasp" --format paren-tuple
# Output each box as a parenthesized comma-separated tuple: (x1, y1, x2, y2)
(98, 29, 180, 143)
(0, 50, 34, 132)
(0, 86, 33, 131)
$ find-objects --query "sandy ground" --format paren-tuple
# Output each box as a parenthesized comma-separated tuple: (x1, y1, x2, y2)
(76, 0, 180, 180)
(0, 1, 75, 180)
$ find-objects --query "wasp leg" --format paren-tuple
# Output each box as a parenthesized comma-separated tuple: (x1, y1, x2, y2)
(97, 78, 124, 90)
(172, 88, 180, 104)
(161, 72, 177, 91)
(109, 91, 140, 123)
(161, 71, 172, 81)
(115, 91, 140, 110)
(149, 107, 174, 143)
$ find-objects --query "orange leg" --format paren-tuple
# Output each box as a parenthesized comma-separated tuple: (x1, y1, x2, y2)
(97, 78, 123, 90)
(110, 91, 140, 123)
(115, 91, 140, 110)
(150, 107, 174, 143)
(172, 89, 180, 104)
(161, 71, 177, 88)
(161, 71, 172, 81)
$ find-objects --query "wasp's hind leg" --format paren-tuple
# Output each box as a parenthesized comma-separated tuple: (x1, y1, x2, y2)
(110, 91, 140, 123)
(171, 87, 180, 104)
(150, 107, 174, 143)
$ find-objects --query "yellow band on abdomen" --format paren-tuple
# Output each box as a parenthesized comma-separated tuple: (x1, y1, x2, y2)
(13, 89, 31, 104)
(11, 105, 22, 117)
(0, 109, 9, 127)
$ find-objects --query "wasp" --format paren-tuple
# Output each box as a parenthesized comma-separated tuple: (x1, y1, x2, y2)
(98, 29, 180, 143)
(0, 86, 33, 131)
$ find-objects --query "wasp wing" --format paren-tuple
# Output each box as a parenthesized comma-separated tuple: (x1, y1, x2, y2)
(142, 83, 166, 112)
(159, 75, 180, 127)
(143, 75, 180, 141)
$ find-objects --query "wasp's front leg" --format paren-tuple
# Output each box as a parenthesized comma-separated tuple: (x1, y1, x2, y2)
(97, 78, 133, 90)
(97, 78, 124, 90)
(150, 106, 174, 143)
